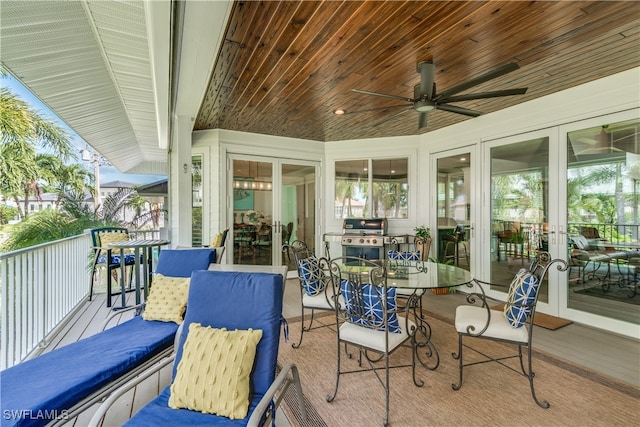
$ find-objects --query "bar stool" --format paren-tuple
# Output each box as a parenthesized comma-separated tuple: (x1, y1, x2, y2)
(443, 225, 469, 267)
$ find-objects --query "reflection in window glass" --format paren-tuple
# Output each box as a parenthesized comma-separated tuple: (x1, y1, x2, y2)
(372, 158, 408, 218)
(335, 160, 369, 218)
(335, 158, 408, 219)
(566, 118, 639, 323)
(192, 155, 203, 247)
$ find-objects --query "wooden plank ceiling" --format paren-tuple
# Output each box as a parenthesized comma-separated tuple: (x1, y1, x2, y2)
(195, 0, 640, 142)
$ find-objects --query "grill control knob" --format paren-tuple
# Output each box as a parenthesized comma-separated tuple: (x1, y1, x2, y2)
(345, 238, 352, 244)
(359, 238, 365, 244)
(372, 238, 377, 244)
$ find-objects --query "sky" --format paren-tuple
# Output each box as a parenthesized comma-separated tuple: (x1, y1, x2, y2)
(2, 74, 163, 186)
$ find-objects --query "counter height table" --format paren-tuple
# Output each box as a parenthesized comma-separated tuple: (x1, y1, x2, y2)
(108, 239, 170, 310)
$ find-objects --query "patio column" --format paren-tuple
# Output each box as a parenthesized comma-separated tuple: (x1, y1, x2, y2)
(170, 114, 194, 247)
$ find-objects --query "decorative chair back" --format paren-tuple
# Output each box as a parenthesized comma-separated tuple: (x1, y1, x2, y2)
(323, 256, 389, 330)
(284, 239, 314, 265)
(91, 227, 130, 250)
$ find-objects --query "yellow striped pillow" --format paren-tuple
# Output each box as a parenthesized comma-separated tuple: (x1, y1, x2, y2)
(169, 324, 262, 419)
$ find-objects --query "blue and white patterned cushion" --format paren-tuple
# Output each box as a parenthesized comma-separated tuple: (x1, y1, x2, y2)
(97, 253, 137, 265)
(504, 268, 540, 328)
(340, 280, 400, 333)
(297, 255, 326, 296)
(387, 250, 421, 261)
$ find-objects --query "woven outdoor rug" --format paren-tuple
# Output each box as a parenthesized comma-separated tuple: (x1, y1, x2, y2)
(278, 314, 638, 427)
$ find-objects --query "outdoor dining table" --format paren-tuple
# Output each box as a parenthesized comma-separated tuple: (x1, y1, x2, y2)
(337, 260, 473, 370)
(108, 239, 170, 310)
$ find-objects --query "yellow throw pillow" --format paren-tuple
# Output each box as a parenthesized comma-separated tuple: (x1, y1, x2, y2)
(169, 324, 263, 419)
(142, 274, 190, 324)
(99, 231, 130, 248)
(210, 232, 223, 248)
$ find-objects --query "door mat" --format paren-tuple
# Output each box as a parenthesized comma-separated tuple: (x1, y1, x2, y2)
(491, 304, 573, 330)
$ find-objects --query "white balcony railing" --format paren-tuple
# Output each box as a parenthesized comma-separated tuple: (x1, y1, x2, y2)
(1, 233, 92, 369)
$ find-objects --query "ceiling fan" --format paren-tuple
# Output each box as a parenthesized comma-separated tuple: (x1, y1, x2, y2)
(351, 61, 528, 129)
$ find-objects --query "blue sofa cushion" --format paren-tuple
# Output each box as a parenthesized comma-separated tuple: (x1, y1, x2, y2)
(296, 255, 326, 296)
(155, 249, 216, 277)
(340, 280, 401, 333)
(0, 317, 178, 427)
(504, 268, 540, 328)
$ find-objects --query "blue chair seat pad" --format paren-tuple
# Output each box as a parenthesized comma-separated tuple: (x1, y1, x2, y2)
(0, 317, 178, 427)
(97, 253, 139, 266)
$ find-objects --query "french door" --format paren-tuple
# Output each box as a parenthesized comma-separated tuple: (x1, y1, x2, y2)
(482, 129, 562, 314)
(228, 155, 318, 272)
(431, 145, 478, 273)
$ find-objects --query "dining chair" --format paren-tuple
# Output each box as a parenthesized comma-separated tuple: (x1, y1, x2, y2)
(323, 256, 422, 426)
(89, 227, 138, 306)
(283, 240, 341, 349)
(452, 251, 568, 408)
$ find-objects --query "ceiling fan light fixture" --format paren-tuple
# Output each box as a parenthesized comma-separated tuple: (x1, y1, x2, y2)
(334, 108, 346, 115)
(414, 100, 435, 112)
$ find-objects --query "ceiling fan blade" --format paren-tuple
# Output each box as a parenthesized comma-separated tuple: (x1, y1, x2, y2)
(372, 108, 413, 127)
(434, 62, 520, 101)
(417, 61, 435, 100)
(418, 112, 428, 129)
(343, 104, 411, 115)
(438, 87, 528, 103)
(352, 89, 411, 102)
(436, 103, 482, 117)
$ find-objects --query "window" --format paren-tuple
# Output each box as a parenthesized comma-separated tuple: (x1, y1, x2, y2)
(192, 155, 203, 247)
(335, 158, 408, 219)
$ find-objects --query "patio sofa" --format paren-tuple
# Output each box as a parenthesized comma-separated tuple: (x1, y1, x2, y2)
(0, 248, 216, 427)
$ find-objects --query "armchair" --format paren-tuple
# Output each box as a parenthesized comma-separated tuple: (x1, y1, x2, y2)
(283, 240, 341, 348)
(89, 227, 138, 306)
(451, 251, 568, 408)
(88, 270, 305, 427)
(323, 256, 422, 426)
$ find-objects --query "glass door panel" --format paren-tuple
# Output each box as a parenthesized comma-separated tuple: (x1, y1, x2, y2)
(436, 153, 471, 271)
(489, 137, 550, 301)
(232, 159, 273, 266)
(281, 162, 317, 273)
(566, 118, 639, 325)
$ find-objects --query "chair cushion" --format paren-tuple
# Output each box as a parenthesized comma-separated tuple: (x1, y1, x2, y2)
(455, 305, 529, 343)
(99, 231, 130, 246)
(142, 274, 190, 324)
(504, 268, 540, 328)
(97, 253, 137, 265)
(155, 249, 216, 277)
(169, 324, 262, 420)
(340, 280, 400, 333)
(339, 316, 414, 352)
(297, 255, 326, 296)
(387, 250, 420, 261)
(174, 271, 283, 397)
(572, 235, 590, 250)
(124, 386, 265, 426)
(1, 317, 178, 427)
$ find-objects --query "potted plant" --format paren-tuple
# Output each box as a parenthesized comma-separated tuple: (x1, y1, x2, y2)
(413, 225, 431, 261)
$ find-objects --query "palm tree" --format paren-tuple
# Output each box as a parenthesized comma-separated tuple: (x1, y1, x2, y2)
(0, 86, 74, 218)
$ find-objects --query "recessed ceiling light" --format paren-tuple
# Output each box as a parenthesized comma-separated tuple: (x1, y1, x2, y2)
(460, 157, 466, 161)
(390, 170, 396, 174)
(334, 109, 345, 115)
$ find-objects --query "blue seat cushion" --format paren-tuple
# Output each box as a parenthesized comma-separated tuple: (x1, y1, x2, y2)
(97, 252, 138, 266)
(340, 280, 401, 333)
(297, 255, 326, 296)
(124, 386, 265, 426)
(0, 317, 178, 427)
(173, 271, 284, 396)
(155, 249, 216, 277)
(504, 268, 540, 328)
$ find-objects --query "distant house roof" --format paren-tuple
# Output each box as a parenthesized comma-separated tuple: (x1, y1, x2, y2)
(17, 192, 59, 202)
(101, 180, 135, 189)
(137, 179, 168, 196)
